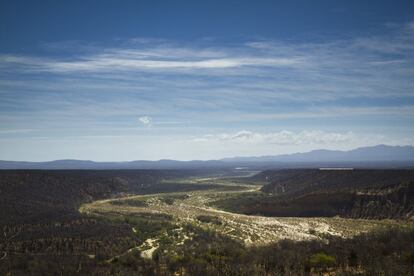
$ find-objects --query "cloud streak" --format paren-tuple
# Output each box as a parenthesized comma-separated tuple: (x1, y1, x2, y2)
(0, 49, 303, 73)
(192, 130, 356, 145)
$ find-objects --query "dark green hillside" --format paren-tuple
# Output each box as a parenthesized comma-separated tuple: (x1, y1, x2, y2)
(259, 169, 414, 195)
(213, 169, 414, 219)
(0, 169, 224, 224)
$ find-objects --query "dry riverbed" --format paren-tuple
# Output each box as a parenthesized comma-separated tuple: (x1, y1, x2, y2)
(80, 176, 396, 255)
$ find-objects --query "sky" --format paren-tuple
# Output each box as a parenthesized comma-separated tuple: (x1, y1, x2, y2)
(1, 0, 414, 161)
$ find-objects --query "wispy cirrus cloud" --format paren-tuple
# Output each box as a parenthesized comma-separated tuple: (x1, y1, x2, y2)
(0, 53, 303, 73)
(1, 22, 414, 102)
(1, 22, 414, 160)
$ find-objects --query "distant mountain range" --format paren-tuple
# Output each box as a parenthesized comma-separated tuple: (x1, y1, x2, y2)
(1, 145, 414, 169)
(222, 144, 414, 163)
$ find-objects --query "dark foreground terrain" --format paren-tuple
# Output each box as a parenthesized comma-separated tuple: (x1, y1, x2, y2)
(0, 169, 413, 275)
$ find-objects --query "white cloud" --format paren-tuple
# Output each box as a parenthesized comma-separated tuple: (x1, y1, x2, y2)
(1, 24, 413, 102)
(192, 130, 356, 145)
(2, 55, 302, 73)
(138, 116, 152, 127)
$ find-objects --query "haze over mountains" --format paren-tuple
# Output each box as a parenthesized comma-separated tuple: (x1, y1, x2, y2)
(1, 145, 413, 169)
(223, 145, 414, 163)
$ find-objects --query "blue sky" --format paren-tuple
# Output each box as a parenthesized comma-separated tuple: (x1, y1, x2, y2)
(1, 0, 414, 161)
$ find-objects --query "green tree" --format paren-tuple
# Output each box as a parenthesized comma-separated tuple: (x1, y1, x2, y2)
(309, 252, 336, 273)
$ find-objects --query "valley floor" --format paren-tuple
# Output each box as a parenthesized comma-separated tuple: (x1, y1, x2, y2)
(80, 175, 399, 259)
